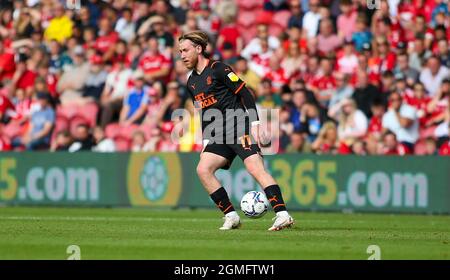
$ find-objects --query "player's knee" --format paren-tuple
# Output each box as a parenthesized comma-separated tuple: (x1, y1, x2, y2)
(246, 163, 262, 178)
(196, 164, 214, 179)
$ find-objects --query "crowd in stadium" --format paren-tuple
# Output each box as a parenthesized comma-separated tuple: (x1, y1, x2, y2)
(0, 0, 449, 155)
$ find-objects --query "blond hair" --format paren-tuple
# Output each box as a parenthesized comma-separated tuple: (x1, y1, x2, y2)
(178, 30, 210, 55)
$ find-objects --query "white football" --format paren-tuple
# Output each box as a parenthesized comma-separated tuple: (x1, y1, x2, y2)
(240, 191, 270, 218)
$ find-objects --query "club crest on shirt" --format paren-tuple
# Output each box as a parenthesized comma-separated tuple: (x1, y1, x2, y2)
(227, 72, 239, 82)
(206, 76, 212, 85)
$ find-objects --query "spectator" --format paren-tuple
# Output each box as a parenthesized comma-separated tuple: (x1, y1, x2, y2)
(82, 54, 108, 103)
(382, 92, 419, 152)
(328, 72, 353, 110)
(50, 130, 72, 152)
(352, 70, 380, 118)
(351, 14, 372, 52)
(285, 131, 312, 153)
(287, 0, 304, 29)
(68, 123, 95, 152)
(423, 137, 438, 155)
(92, 126, 116, 152)
(234, 56, 260, 91)
(281, 40, 303, 78)
(216, 14, 243, 59)
(99, 57, 133, 128)
(119, 70, 149, 126)
(419, 56, 450, 97)
(131, 130, 147, 152)
(381, 130, 409, 155)
(145, 15, 175, 57)
(56, 45, 90, 106)
(44, 4, 73, 43)
(337, 0, 357, 41)
(438, 123, 450, 155)
(351, 139, 367, 155)
(257, 79, 282, 109)
(310, 57, 336, 106)
(12, 92, 54, 151)
(302, 0, 322, 38)
(316, 18, 342, 55)
(0, 40, 15, 82)
(0, 93, 15, 123)
(311, 121, 339, 154)
(436, 39, 450, 69)
(114, 7, 135, 43)
(299, 102, 325, 142)
(138, 35, 171, 84)
(336, 40, 358, 75)
(241, 24, 280, 62)
(394, 52, 420, 87)
(196, 2, 221, 40)
(409, 35, 432, 72)
(94, 17, 119, 63)
(336, 98, 368, 148)
(156, 121, 178, 152)
(289, 89, 307, 131)
(367, 98, 386, 142)
(264, 55, 289, 93)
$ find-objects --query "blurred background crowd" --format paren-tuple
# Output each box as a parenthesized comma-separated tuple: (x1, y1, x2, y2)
(0, 0, 449, 155)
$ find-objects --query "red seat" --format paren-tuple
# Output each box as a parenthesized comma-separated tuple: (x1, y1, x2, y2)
(114, 135, 130, 152)
(237, 0, 263, 10)
(3, 121, 23, 139)
(105, 123, 121, 139)
(238, 24, 257, 44)
(237, 10, 257, 28)
(269, 23, 284, 37)
(272, 10, 291, 28)
(76, 102, 98, 128)
(57, 104, 78, 120)
(118, 124, 140, 140)
(69, 115, 89, 136)
(414, 140, 427, 155)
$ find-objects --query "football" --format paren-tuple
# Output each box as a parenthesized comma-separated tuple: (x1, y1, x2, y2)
(240, 191, 270, 218)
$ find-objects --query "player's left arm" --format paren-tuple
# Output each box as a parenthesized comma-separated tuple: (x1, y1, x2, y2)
(212, 62, 259, 123)
(213, 62, 267, 146)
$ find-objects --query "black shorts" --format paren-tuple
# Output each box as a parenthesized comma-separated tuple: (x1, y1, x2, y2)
(203, 142, 261, 170)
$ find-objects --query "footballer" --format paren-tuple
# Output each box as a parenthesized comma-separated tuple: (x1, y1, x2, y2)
(179, 31, 294, 231)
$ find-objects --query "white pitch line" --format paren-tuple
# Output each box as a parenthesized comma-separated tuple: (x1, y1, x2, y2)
(1, 216, 302, 223)
(0, 216, 225, 222)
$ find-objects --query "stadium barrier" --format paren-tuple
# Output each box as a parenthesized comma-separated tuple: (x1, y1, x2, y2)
(0, 152, 449, 214)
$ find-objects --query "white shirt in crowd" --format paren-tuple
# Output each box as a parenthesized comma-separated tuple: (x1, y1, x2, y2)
(92, 138, 116, 152)
(105, 68, 133, 99)
(382, 104, 419, 144)
(302, 11, 322, 38)
(338, 109, 368, 140)
(241, 37, 280, 60)
(419, 66, 449, 97)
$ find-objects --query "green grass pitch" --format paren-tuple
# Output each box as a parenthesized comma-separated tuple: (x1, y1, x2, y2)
(0, 207, 449, 260)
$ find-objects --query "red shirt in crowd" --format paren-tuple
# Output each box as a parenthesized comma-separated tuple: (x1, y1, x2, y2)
(0, 94, 15, 116)
(311, 74, 336, 91)
(383, 144, 410, 155)
(439, 141, 450, 156)
(138, 51, 171, 76)
(404, 95, 432, 127)
(0, 136, 11, 151)
(16, 70, 37, 90)
(95, 31, 119, 53)
(264, 68, 289, 92)
(368, 115, 383, 138)
(218, 24, 240, 51)
(0, 51, 15, 81)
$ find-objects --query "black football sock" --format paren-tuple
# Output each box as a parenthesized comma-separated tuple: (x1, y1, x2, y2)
(210, 187, 235, 215)
(264, 185, 287, 213)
